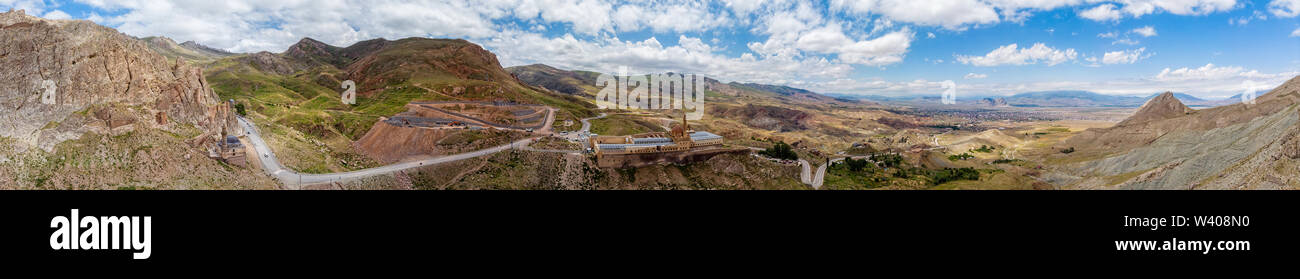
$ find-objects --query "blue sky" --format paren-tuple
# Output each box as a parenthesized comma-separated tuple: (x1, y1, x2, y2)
(6, 0, 1300, 98)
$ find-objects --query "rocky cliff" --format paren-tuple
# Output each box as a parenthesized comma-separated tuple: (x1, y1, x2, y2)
(0, 9, 231, 151)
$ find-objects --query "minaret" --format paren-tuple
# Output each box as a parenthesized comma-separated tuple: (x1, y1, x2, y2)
(680, 107, 688, 136)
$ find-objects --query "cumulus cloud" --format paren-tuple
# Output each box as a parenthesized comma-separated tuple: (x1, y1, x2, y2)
(1131, 26, 1157, 37)
(750, 2, 915, 66)
(57, 0, 738, 54)
(1111, 38, 1140, 45)
(612, 1, 731, 33)
(485, 30, 856, 87)
(1274, 0, 1300, 17)
(964, 73, 988, 79)
(1153, 63, 1289, 81)
(1081, 0, 1238, 22)
(1, 0, 47, 14)
(830, 0, 1000, 30)
(1292, 27, 1300, 37)
(1080, 4, 1123, 21)
(955, 43, 1078, 66)
(1101, 47, 1149, 64)
(41, 9, 71, 20)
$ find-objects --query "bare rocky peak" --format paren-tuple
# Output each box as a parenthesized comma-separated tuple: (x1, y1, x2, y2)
(0, 9, 231, 151)
(1116, 91, 1192, 126)
(179, 41, 234, 56)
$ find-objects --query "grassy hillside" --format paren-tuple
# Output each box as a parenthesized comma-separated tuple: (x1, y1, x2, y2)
(203, 37, 594, 173)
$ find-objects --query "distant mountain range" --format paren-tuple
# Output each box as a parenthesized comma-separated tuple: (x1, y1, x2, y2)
(830, 90, 1244, 107)
(140, 36, 235, 63)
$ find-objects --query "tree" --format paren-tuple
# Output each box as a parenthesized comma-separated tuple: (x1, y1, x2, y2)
(234, 103, 247, 116)
(759, 141, 798, 160)
(844, 157, 871, 172)
(870, 153, 904, 168)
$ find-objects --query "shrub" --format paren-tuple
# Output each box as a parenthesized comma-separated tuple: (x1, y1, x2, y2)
(928, 167, 981, 185)
(869, 153, 904, 168)
(759, 141, 798, 160)
(948, 153, 974, 161)
(843, 157, 871, 172)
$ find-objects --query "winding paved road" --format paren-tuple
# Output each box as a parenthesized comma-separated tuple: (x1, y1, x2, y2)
(238, 108, 553, 189)
(799, 157, 850, 190)
(580, 113, 607, 133)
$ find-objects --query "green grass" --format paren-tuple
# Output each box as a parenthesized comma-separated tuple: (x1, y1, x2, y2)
(203, 41, 597, 174)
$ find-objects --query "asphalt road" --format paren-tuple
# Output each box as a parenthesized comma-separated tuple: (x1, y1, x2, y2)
(238, 108, 553, 189)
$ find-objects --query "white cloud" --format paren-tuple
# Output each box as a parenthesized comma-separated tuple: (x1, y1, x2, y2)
(1102, 47, 1149, 64)
(830, 0, 1000, 30)
(965, 73, 988, 79)
(1273, 0, 1300, 17)
(1230, 10, 1269, 25)
(1098, 31, 1118, 38)
(987, 0, 1089, 22)
(0, 0, 47, 15)
(1153, 63, 1285, 81)
(41, 10, 71, 20)
(1111, 38, 1140, 45)
(1081, 0, 1238, 22)
(831, 66, 1296, 97)
(57, 0, 738, 53)
(1080, 4, 1122, 21)
(1292, 27, 1300, 37)
(1118, 0, 1237, 17)
(927, 32, 936, 39)
(612, 1, 731, 33)
(1131, 25, 1157, 37)
(956, 43, 1078, 66)
(721, 0, 766, 15)
(486, 30, 856, 88)
(750, 2, 915, 67)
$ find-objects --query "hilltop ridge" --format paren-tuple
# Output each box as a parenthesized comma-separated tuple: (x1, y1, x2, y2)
(1116, 92, 1192, 126)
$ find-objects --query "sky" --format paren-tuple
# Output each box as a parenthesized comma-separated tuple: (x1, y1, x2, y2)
(5, 0, 1300, 98)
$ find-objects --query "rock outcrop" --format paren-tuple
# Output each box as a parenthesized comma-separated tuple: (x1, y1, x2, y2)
(979, 97, 1009, 107)
(0, 9, 230, 151)
(1117, 92, 1191, 126)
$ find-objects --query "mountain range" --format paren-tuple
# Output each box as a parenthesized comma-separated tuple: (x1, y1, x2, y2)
(832, 90, 1243, 107)
(141, 36, 235, 63)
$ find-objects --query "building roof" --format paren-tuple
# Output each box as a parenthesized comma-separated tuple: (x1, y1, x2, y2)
(224, 135, 243, 147)
(599, 132, 722, 150)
